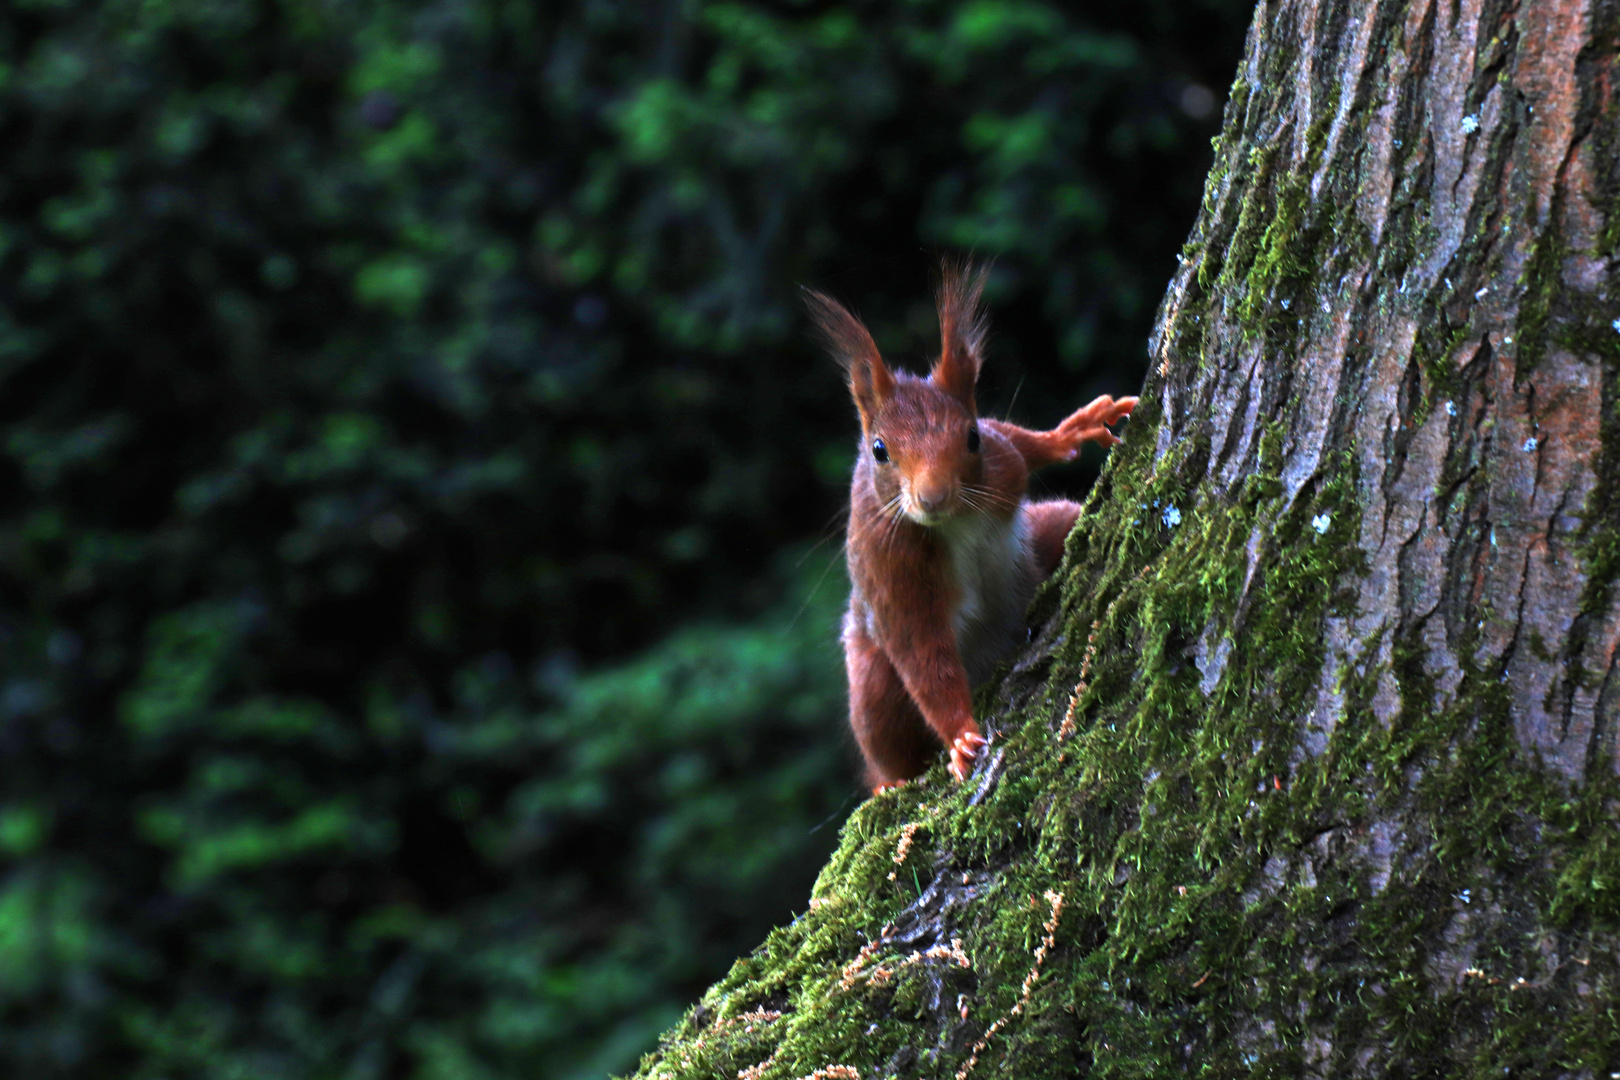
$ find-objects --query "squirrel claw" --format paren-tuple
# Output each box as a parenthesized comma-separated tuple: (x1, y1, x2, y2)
(871, 779, 909, 796)
(949, 730, 988, 781)
(1056, 394, 1137, 454)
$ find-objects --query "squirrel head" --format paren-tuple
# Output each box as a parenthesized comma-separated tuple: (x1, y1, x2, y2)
(807, 263, 991, 528)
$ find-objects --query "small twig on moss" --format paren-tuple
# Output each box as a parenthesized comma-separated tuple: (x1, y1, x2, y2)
(675, 1009, 784, 1075)
(954, 890, 1065, 1080)
(736, 1009, 783, 1031)
(886, 821, 921, 881)
(841, 932, 970, 990)
(1463, 967, 1550, 991)
(880, 938, 972, 984)
(1059, 620, 1102, 739)
(740, 1052, 861, 1080)
(838, 922, 896, 990)
(1059, 562, 1154, 742)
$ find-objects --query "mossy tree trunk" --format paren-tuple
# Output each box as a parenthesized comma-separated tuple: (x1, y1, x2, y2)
(631, 1, 1620, 1077)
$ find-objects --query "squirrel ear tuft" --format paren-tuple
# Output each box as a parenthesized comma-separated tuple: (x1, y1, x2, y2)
(931, 259, 988, 409)
(804, 287, 894, 423)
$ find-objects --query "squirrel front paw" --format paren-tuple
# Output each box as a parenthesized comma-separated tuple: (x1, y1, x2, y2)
(949, 729, 988, 781)
(1056, 394, 1138, 456)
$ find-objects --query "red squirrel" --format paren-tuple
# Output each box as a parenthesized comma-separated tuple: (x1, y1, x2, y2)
(806, 265, 1136, 792)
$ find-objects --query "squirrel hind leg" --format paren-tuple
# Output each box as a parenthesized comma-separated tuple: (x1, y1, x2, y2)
(845, 627, 937, 789)
(1023, 499, 1083, 579)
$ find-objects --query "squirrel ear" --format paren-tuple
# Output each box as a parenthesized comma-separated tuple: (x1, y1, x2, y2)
(804, 288, 895, 423)
(931, 259, 988, 409)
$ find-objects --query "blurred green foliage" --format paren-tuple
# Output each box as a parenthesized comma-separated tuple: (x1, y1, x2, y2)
(0, 0, 1248, 1075)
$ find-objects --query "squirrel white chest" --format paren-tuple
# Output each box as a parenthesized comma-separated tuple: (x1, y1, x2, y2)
(939, 508, 1036, 683)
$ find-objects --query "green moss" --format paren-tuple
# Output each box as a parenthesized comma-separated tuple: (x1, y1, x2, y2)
(1408, 321, 1469, 427)
(1193, 136, 1235, 291)
(1209, 141, 1281, 300)
(1579, 350, 1620, 607)
(1514, 206, 1564, 375)
(1234, 173, 1309, 329)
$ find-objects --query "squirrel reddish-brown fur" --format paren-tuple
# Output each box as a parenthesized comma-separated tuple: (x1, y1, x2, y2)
(806, 265, 1136, 792)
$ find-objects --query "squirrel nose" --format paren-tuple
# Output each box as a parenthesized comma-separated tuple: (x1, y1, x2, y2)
(916, 485, 949, 513)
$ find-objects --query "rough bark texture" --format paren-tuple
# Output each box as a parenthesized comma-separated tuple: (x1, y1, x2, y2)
(629, 0, 1620, 1076)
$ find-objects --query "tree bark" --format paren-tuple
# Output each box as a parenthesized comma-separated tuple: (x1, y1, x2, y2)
(631, 0, 1620, 1076)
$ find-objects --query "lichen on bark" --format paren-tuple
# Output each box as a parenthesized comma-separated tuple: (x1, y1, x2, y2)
(628, 0, 1620, 1076)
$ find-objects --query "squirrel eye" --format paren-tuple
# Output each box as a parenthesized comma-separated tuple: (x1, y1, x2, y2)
(966, 426, 981, 453)
(872, 437, 889, 463)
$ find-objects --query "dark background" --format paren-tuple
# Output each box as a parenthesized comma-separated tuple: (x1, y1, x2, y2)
(0, 0, 1252, 1076)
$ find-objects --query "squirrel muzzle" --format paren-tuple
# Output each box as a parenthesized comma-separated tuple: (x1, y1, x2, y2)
(905, 475, 957, 525)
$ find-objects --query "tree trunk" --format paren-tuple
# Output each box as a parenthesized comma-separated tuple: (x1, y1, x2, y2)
(631, 0, 1620, 1076)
